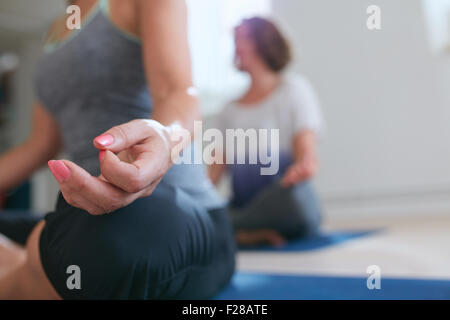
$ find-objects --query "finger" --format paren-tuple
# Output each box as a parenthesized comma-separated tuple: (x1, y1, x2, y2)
(99, 150, 162, 193)
(98, 149, 132, 168)
(48, 160, 137, 215)
(281, 177, 294, 188)
(280, 171, 294, 188)
(281, 165, 303, 187)
(93, 119, 161, 153)
(48, 160, 106, 213)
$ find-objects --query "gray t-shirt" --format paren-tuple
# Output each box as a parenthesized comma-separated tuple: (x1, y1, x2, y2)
(216, 74, 324, 150)
(214, 74, 324, 206)
(34, 6, 224, 209)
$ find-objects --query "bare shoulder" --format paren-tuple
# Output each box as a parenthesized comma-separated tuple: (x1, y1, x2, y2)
(109, 0, 140, 36)
(43, 16, 67, 44)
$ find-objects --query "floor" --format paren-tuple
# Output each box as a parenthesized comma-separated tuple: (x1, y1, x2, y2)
(1, 215, 449, 298)
(236, 216, 450, 281)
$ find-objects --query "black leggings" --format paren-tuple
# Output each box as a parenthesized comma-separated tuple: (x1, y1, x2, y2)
(230, 181, 322, 240)
(0, 210, 41, 245)
(0, 183, 236, 300)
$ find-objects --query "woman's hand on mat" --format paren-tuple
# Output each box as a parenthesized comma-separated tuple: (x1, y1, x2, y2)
(48, 119, 175, 215)
(281, 153, 317, 188)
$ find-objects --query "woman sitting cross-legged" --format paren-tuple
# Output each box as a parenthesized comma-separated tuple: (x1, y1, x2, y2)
(209, 17, 325, 247)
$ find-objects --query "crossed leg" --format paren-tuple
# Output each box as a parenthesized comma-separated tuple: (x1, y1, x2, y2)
(0, 234, 25, 278)
(230, 181, 322, 247)
(0, 221, 60, 299)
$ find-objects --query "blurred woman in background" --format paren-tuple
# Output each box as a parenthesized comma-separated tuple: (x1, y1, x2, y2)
(209, 17, 324, 247)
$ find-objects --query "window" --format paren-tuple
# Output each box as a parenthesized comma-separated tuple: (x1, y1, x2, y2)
(187, 0, 271, 114)
(422, 0, 450, 54)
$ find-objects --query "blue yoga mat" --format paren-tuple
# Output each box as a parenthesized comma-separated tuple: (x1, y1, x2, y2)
(215, 272, 450, 300)
(238, 230, 379, 252)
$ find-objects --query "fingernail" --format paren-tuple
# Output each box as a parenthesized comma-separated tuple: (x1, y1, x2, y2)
(99, 150, 106, 162)
(48, 160, 70, 182)
(95, 134, 114, 147)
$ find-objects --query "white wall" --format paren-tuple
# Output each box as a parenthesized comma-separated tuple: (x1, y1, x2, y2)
(422, 0, 450, 53)
(272, 0, 450, 219)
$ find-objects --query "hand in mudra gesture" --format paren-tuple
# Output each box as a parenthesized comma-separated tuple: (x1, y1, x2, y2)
(48, 119, 184, 215)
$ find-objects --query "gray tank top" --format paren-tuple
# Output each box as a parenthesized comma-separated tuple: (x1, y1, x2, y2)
(34, 0, 223, 209)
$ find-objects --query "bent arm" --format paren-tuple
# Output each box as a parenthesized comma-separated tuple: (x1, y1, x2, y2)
(281, 130, 318, 187)
(0, 103, 62, 193)
(292, 129, 318, 169)
(43, 0, 204, 215)
(138, 0, 200, 137)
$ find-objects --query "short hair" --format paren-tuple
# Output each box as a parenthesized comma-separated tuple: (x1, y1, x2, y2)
(240, 17, 292, 72)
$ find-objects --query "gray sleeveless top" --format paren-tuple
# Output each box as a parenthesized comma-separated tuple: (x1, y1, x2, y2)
(34, 0, 223, 209)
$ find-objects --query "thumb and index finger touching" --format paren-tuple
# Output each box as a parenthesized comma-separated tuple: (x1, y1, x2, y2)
(93, 120, 162, 193)
(49, 120, 169, 196)
(93, 120, 156, 153)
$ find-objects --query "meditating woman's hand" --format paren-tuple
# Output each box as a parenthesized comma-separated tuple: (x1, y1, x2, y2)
(280, 153, 317, 188)
(94, 119, 174, 193)
(48, 119, 182, 215)
(47, 0, 200, 215)
(281, 130, 318, 188)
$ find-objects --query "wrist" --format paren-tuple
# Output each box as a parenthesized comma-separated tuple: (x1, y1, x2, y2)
(143, 119, 191, 163)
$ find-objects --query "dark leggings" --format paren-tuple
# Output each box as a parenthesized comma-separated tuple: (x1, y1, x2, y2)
(0, 183, 236, 300)
(229, 181, 322, 240)
(0, 210, 41, 245)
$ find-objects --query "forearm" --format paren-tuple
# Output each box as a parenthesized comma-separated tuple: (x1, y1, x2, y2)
(148, 89, 202, 167)
(282, 131, 319, 187)
(292, 130, 317, 163)
(150, 88, 201, 136)
(139, 0, 200, 139)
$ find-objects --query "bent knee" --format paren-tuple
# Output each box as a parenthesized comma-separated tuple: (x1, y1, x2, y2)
(93, 184, 216, 272)
(110, 184, 214, 243)
(16, 222, 61, 299)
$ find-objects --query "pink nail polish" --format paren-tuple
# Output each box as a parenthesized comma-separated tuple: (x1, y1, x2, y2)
(48, 160, 71, 182)
(95, 134, 114, 147)
(99, 150, 106, 162)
